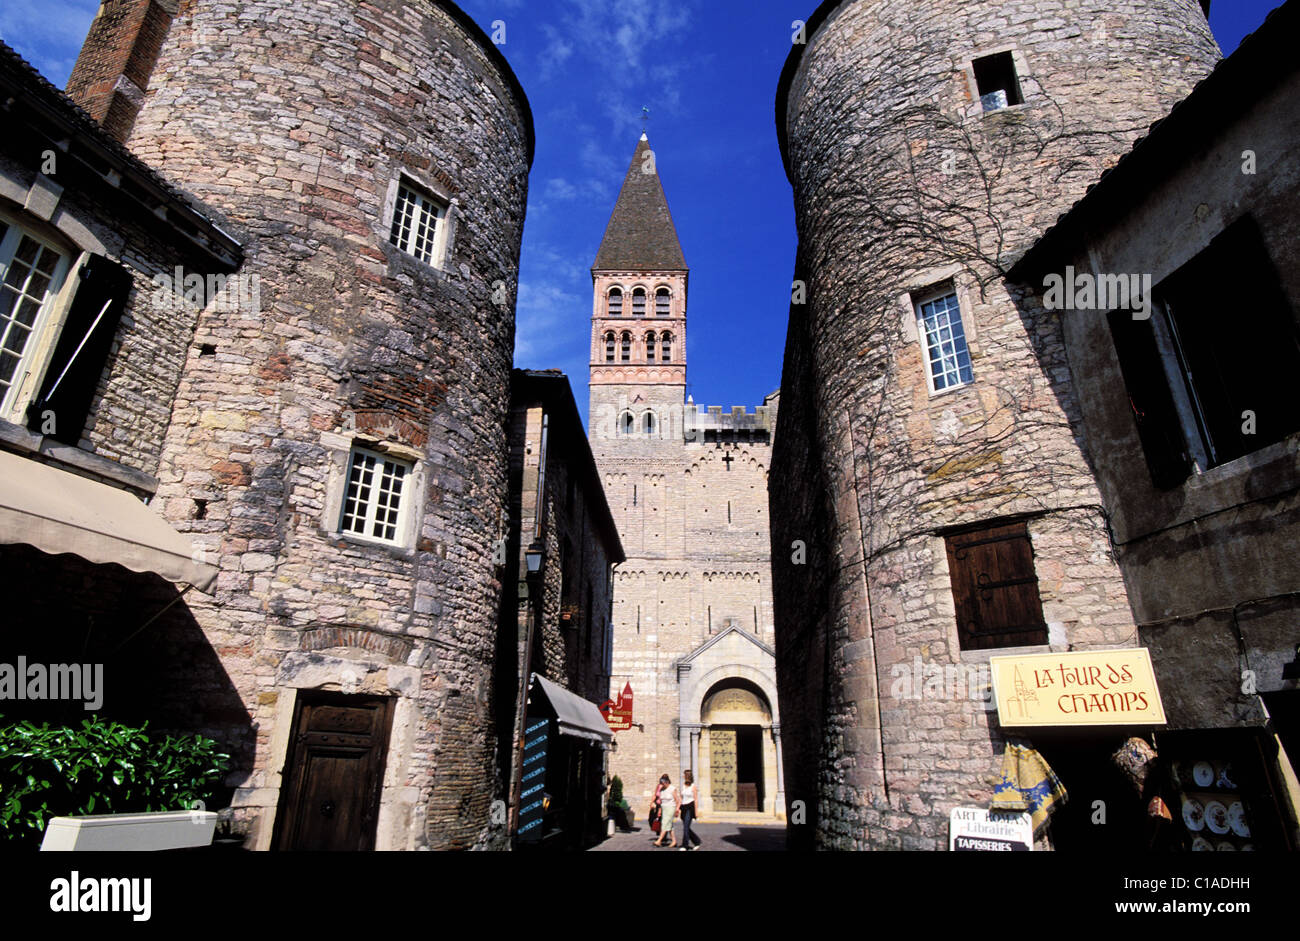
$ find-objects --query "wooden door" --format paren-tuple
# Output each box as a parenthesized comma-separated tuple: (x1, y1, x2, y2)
(710, 728, 738, 811)
(274, 692, 395, 851)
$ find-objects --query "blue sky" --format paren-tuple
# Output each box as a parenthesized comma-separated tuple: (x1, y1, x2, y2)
(0, 1, 1285, 426)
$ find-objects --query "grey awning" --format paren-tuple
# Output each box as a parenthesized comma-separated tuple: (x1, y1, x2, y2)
(532, 674, 614, 744)
(0, 449, 218, 591)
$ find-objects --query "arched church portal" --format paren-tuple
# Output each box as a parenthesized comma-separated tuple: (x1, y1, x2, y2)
(700, 679, 771, 813)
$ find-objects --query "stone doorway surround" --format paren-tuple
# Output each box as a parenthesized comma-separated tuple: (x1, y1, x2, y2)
(676, 627, 785, 818)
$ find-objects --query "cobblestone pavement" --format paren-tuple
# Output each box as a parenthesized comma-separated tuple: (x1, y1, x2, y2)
(588, 821, 786, 852)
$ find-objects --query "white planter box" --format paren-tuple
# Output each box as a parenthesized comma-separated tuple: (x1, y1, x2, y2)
(40, 810, 217, 851)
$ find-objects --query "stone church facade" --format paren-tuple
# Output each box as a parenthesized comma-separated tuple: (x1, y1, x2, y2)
(589, 137, 784, 817)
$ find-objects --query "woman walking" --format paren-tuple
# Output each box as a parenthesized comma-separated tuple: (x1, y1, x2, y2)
(678, 769, 702, 851)
(652, 774, 678, 847)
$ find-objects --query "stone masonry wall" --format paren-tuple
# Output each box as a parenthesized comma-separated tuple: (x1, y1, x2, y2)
(123, 0, 530, 850)
(771, 0, 1221, 849)
(597, 417, 778, 810)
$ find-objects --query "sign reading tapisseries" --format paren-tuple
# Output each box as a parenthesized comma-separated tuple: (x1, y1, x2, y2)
(949, 807, 1033, 852)
(990, 647, 1166, 727)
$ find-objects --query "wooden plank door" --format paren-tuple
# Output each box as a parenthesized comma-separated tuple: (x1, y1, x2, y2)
(710, 728, 738, 811)
(274, 692, 395, 851)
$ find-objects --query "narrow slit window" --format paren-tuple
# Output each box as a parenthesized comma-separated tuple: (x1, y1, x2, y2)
(973, 52, 1023, 112)
(604, 332, 616, 362)
(661, 332, 672, 362)
(620, 332, 631, 362)
(645, 331, 656, 363)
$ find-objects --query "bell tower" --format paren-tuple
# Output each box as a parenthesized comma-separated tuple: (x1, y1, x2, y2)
(588, 134, 688, 441)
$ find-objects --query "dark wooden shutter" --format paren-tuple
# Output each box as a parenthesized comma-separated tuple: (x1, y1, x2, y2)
(26, 254, 133, 445)
(945, 521, 1048, 651)
(1106, 309, 1192, 489)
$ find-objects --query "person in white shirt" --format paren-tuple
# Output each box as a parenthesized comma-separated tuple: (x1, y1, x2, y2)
(679, 769, 701, 850)
(652, 773, 678, 847)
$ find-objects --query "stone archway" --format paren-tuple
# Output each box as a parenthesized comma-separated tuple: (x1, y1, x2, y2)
(700, 680, 770, 814)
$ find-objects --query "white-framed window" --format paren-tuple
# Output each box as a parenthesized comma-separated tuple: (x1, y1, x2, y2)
(618, 411, 634, 436)
(916, 289, 974, 392)
(339, 446, 413, 544)
(0, 219, 71, 417)
(388, 179, 448, 267)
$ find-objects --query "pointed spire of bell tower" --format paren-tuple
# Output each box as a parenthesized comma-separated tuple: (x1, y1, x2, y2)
(587, 136, 689, 440)
(592, 135, 687, 273)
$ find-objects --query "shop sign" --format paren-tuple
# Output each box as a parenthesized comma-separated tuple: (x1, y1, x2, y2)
(600, 682, 634, 731)
(990, 647, 1166, 727)
(949, 806, 1033, 851)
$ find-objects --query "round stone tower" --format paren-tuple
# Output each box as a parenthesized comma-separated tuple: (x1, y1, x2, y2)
(120, 0, 532, 849)
(771, 0, 1220, 849)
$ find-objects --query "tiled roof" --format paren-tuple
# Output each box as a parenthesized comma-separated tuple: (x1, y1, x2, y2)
(592, 136, 687, 272)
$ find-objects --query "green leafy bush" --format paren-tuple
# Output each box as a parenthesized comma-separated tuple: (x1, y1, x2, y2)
(0, 715, 230, 848)
(609, 774, 624, 805)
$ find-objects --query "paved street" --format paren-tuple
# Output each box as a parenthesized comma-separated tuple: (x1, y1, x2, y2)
(589, 820, 786, 852)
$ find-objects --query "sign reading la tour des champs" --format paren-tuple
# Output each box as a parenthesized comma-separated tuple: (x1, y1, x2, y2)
(989, 647, 1167, 728)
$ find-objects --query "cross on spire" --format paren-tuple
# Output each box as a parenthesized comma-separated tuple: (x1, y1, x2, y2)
(640, 105, 650, 136)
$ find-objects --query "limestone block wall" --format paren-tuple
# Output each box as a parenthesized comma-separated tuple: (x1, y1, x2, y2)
(771, 0, 1221, 849)
(598, 415, 779, 809)
(122, 0, 531, 849)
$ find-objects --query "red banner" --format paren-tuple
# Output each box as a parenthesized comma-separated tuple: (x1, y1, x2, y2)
(600, 682, 634, 731)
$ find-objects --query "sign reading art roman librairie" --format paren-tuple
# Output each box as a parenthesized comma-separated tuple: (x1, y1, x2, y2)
(989, 647, 1166, 727)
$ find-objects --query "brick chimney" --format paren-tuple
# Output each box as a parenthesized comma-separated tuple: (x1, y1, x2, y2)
(65, 0, 178, 143)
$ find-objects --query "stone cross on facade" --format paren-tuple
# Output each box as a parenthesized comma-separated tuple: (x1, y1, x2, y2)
(721, 450, 734, 471)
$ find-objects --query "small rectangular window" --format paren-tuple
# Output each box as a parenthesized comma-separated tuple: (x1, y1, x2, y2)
(340, 446, 412, 544)
(945, 521, 1048, 651)
(389, 180, 447, 266)
(917, 290, 974, 392)
(973, 51, 1023, 111)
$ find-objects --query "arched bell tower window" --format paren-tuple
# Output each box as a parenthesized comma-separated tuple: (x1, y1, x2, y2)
(645, 330, 656, 363)
(620, 331, 631, 362)
(607, 287, 623, 317)
(632, 287, 646, 317)
(661, 332, 672, 363)
(619, 411, 634, 436)
(644, 412, 656, 435)
(604, 331, 615, 362)
(655, 287, 671, 317)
